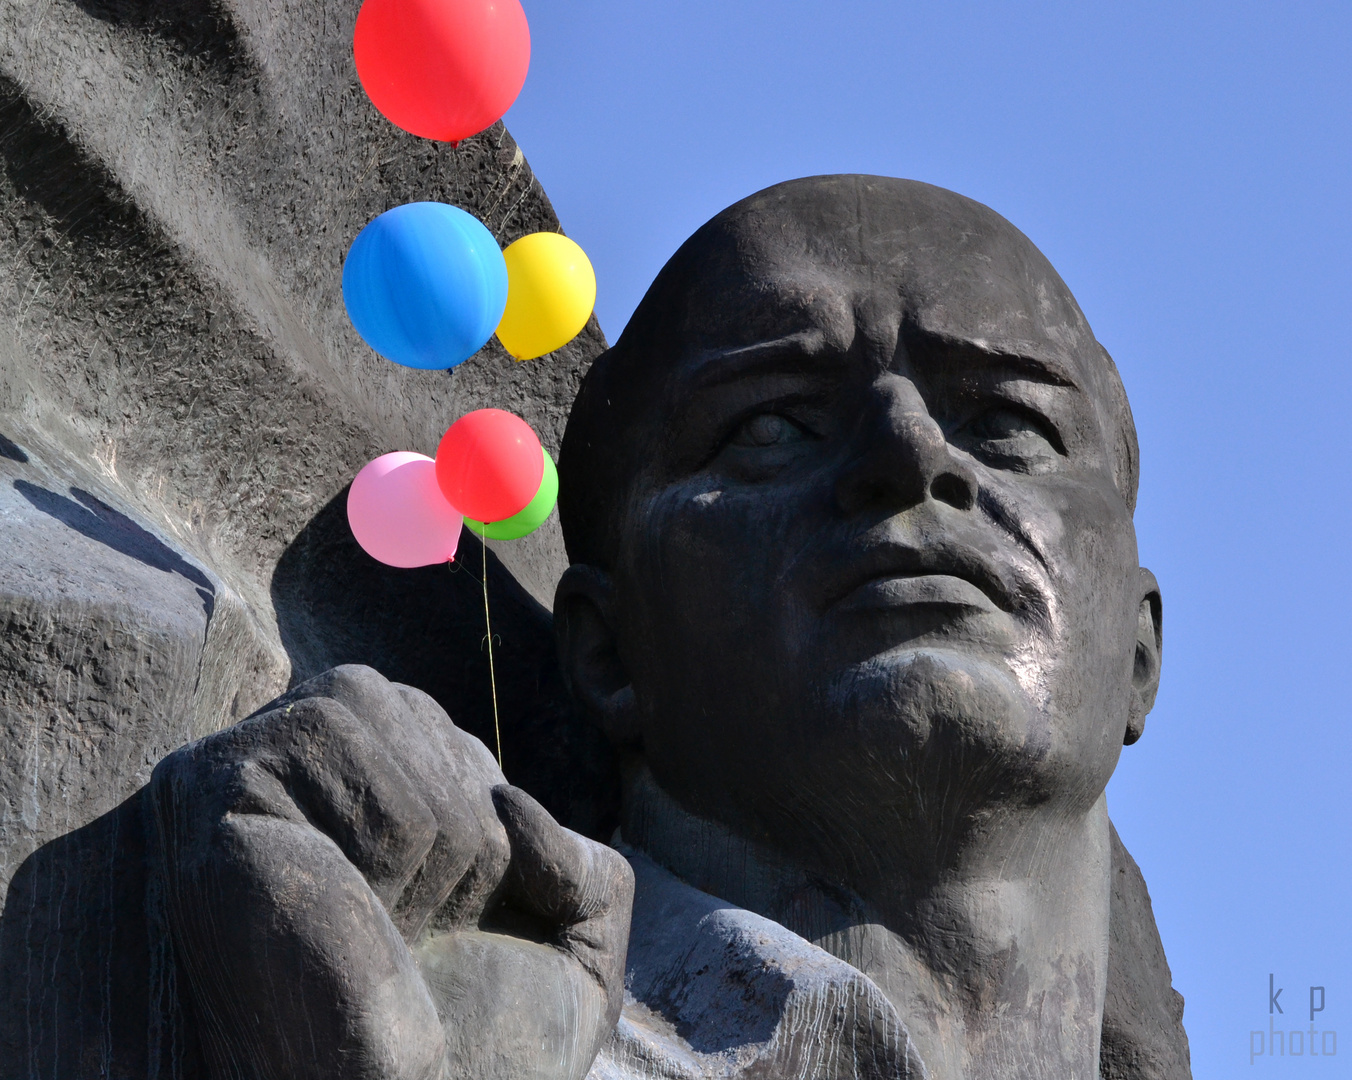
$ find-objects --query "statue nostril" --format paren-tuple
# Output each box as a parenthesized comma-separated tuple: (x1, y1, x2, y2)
(930, 471, 975, 511)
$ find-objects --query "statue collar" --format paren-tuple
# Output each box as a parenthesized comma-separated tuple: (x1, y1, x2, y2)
(589, 846, 929, 1080)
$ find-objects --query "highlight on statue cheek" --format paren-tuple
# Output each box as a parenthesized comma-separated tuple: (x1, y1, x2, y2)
(648, 490, 773, 615)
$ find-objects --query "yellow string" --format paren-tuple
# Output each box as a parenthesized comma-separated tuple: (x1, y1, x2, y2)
(481, 536, 503, 770)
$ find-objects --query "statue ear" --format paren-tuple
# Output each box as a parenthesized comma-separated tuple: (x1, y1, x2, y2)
(554, 565, 639, 746)
(1125, 568, 1163, 745)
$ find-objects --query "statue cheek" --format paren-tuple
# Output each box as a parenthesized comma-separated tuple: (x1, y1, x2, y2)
(634, 478, 813, 592)
(1028, 477, 1138, 623)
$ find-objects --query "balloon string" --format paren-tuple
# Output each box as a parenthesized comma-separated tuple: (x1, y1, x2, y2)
(481, 536, 503, 771)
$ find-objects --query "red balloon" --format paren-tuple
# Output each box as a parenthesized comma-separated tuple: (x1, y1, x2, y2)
(436, 409, 544, 522)
(353, 0, 531, 144)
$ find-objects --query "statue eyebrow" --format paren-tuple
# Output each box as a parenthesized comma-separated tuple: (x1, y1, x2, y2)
(685, 330, 839, 390)
(907, 328, 1082, 390)
(680, 327, 1084, 396)
(975, 349, 1081, 388)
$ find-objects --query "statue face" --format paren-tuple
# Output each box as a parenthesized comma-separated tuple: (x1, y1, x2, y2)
(562, 179, 1160, 882)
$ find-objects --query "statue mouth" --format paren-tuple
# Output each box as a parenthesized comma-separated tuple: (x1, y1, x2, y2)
(820, 539, 1017, 616)
(835, 572, 1000, 613)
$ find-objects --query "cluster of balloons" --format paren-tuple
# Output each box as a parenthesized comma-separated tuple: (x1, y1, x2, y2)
(348, 409, 556, 567)
(339, 0, 596, 566)
(342, 0, 597, 372)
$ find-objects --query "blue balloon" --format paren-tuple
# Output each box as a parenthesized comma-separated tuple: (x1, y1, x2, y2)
(342, 202, 507, 370)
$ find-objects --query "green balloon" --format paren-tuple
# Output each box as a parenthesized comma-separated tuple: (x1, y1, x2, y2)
(465, 448, 558, 540)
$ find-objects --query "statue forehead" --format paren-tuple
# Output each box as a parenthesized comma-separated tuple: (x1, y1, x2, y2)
(629, 175, 1099, 378)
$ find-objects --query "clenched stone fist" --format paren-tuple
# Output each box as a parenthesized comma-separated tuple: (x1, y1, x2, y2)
(150, 665, 633, 1080)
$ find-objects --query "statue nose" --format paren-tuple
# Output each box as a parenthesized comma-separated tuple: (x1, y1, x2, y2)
(833, 379, 977, 515)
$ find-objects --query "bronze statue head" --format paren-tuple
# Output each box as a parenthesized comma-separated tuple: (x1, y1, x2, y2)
(557, 175, 1162, 887)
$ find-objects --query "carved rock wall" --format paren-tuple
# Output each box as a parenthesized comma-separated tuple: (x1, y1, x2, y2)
(0, 0, 608, 912)
(0, 6, 618, 1071)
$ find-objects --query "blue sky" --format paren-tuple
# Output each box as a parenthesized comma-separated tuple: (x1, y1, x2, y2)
(504, 3, 1351, 1075)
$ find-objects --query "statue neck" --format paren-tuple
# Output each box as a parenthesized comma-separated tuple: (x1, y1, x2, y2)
(620, 760, 1112, 1080)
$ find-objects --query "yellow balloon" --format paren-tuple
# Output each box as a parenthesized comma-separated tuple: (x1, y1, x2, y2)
(495, 232, 597, 361)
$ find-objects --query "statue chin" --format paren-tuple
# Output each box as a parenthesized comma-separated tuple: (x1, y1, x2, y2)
(819, 642, 1129, 837)
(820, 645, 1060, 807)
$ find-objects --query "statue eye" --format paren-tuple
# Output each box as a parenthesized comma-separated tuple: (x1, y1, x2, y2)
(728, 412, 809, 448)
(960, 406, 1063, 460)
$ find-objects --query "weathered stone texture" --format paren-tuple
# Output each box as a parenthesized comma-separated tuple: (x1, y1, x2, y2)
(1101, 824, 1193, 1080)
(0, 5, 608, 1072)
(0, 0, 604, 918)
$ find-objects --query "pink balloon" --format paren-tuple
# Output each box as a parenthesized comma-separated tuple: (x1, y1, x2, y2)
(347, 452, 463, 567)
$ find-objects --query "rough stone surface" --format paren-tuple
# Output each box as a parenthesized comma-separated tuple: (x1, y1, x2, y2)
(1101, 824, 1193, 1080)
(0, 2, 609, 1073)
(0, 790, 196, 1079)
(593, 850, 927, 1080)
(0, 0, 608, 913)
(0, 436, 284, 900)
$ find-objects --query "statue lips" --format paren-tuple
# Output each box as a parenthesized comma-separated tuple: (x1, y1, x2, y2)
(821, 540, 1015, 611)
(841, 573, 998, 613)
(816, 539, 1022, 648)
